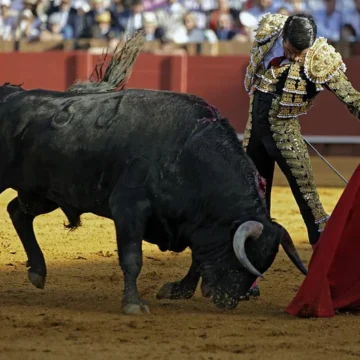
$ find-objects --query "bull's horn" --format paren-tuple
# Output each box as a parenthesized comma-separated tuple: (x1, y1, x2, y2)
(233, 221, 264, 278)
(280, 227, 308, 276)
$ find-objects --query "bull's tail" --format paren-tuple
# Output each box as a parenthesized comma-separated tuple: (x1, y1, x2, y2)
(61, 205, 82, 232)
(68, 30, 145, 93)
(99, 30, 145, 90)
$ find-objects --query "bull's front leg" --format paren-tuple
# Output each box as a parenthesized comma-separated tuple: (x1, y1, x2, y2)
(7, 194, 58, 289)
(110, 187, 151, 315)
(157, 256, 212, 300)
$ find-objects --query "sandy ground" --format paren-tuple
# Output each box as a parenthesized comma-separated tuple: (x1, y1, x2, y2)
(1, 179, 360, 360)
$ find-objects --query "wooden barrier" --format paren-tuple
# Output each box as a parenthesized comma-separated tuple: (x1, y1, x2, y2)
(0, 39, 357, 57)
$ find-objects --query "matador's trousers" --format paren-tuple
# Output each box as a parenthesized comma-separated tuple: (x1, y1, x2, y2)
(244, 91, 328, 245)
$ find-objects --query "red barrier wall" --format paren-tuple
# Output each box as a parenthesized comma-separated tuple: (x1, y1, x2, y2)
(1, 51, 360, 136)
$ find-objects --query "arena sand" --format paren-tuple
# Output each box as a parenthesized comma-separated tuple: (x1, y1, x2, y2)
(1, 185, 360, 360)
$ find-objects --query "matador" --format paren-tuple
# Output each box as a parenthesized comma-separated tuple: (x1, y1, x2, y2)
(242, 13, 360, 297)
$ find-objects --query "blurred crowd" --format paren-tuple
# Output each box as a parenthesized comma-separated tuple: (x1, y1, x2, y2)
(0, 0, 359, 44)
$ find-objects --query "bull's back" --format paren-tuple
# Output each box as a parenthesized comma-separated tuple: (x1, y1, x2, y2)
(8, 88, 209, 151)
(0, 88, 218, 205)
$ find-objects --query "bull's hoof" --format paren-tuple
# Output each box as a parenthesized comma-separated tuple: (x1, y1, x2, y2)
(28, 271, 46, 289)
(122, 303, 150, 315)
(200, 281, 212, 298)
(26, 260, 31, 268)
(156, 282, 174, 299)
(156, 282, 195, 300)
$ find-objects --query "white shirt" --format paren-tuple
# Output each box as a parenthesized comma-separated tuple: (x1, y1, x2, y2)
(263, 35, 290, 69)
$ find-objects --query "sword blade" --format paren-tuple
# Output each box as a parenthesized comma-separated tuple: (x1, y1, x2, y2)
(303, 138, 348, 184)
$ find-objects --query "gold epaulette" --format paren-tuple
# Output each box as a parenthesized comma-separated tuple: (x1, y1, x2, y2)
(304, 37, 347, 84)
(254, 13, 288, 44)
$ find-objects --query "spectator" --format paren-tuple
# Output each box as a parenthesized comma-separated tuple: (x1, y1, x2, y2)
(208, 0, 237, 32)
(23, 0, 38, 15)
(10, 0, 24, 15)
(86, 10, 120, 39)
(40, 11, 70, 40)
(69, 1, 90, 38)
(117, 0, 144, 36)
(142, 11, 164, 40)
(0, 0, 17, 40)
(36, 0, 51, 24)
(342, 0, 360, 41)
(201, 0, 217, 13)
(312, 0, 342, 42)
(341, 23, 357, 42)
(110, 0, 126, 20)
(48, 0, 90, 39)
(181, 0, 207, 29)
(172, 11, 217, 43)
(215, 13, 238, 39)
(155, 0, 186, 42)
(46, 0, 74, 31)
(14, 8, 41, 40)
(89, 0, 106, 13)
(82, 0, 108, 36)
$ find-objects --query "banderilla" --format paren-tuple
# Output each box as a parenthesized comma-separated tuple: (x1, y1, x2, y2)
(303, 137, 348, 185)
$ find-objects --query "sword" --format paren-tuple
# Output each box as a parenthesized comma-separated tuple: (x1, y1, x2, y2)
(303, 137, 348, 184)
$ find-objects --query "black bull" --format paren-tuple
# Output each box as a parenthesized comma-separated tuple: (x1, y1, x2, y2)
(0, 83, 307, 314)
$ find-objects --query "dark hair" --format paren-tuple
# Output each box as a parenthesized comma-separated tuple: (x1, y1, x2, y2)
(283, 13, 317, 51)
